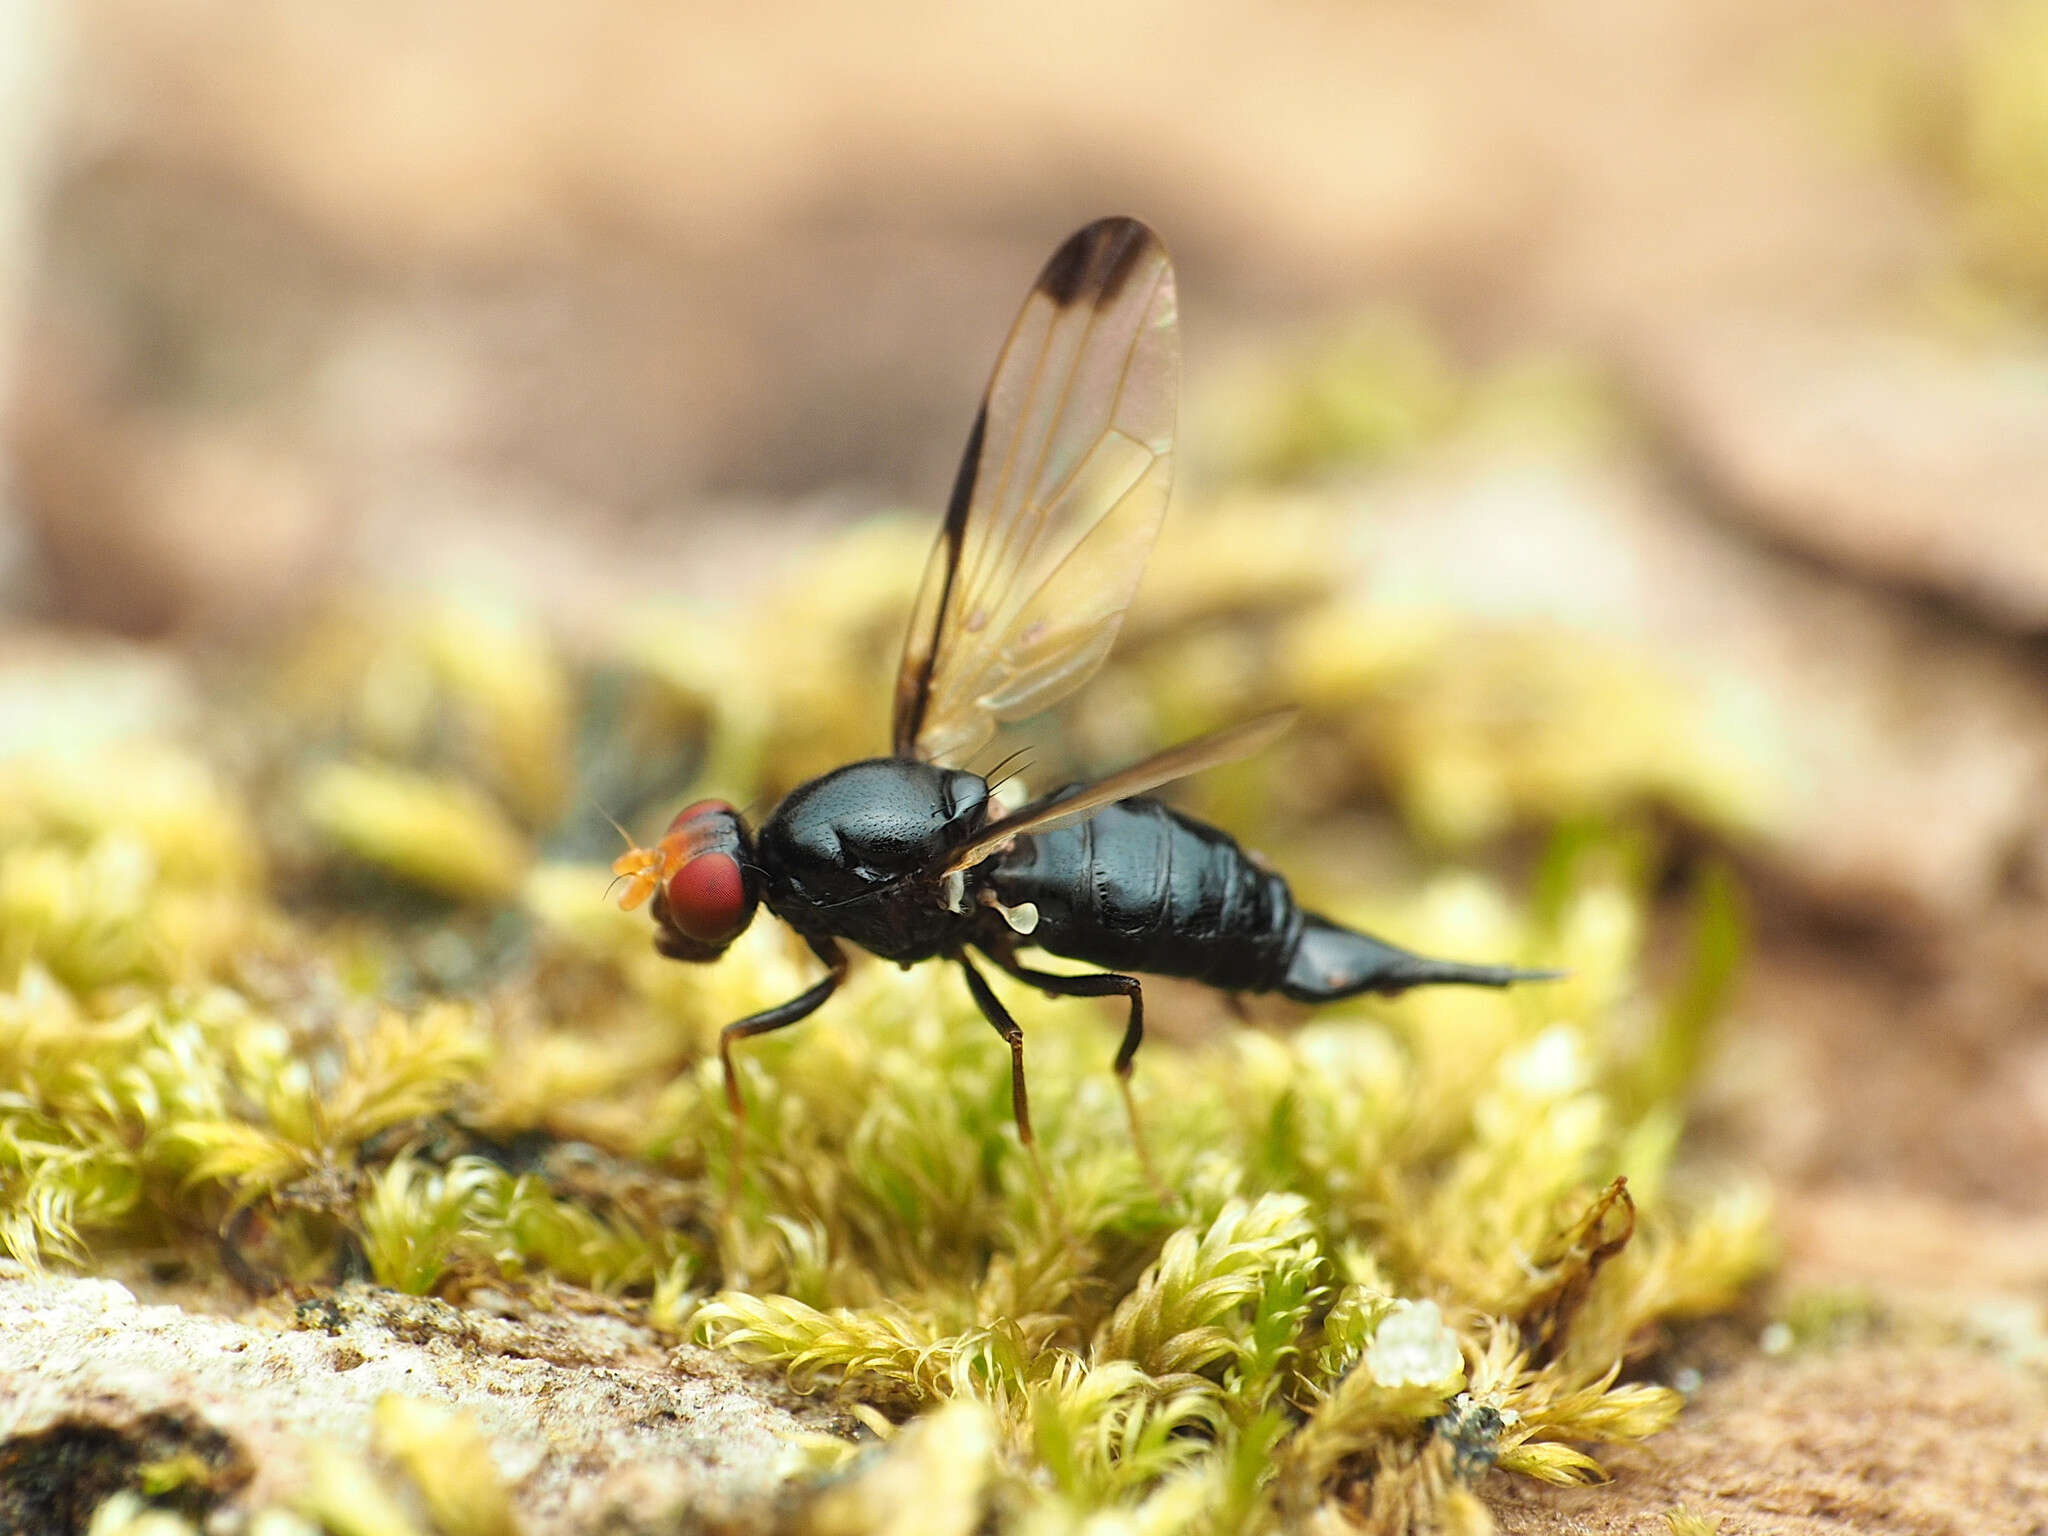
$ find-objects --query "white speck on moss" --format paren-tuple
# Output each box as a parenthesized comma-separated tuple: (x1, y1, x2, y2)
(1365, 1299, 1463, 1387)
(1506, 1023, 1591, 1098)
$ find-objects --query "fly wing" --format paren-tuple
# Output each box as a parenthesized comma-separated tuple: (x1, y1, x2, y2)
(892, 218, 1180, 764)
(941, 710, 1295, 874)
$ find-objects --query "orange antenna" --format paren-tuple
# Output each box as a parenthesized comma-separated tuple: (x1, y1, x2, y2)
(593, 797, 669, 910)
(591, 796, 640, 852)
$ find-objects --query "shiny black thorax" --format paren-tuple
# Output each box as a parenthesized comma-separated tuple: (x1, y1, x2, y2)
(754, 759, 990, 962)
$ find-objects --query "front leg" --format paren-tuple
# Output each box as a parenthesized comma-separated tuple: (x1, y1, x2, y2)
(719, 934, 846, 1204)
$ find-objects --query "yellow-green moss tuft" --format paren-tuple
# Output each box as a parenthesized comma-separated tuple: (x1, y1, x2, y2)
(11, 502, 1783, 1535)
(299, 764, 530, 904)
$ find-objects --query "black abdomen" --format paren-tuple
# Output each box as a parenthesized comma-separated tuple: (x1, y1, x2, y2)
(987, 796, 1300, 990)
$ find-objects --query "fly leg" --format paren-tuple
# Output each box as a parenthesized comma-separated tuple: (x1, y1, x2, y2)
(718, 935, 846, 1218)
(986, 947, 1169, 1204)
(956, 953, 1055, 1206)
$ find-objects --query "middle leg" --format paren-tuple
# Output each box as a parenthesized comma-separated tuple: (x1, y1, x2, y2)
(984, 947, 1167, 1199)
(957, 952, 1035, 1147)
(956, 952, 1054, 1203)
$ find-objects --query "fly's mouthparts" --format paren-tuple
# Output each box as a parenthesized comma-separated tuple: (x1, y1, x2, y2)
(941, 870, 968, 913)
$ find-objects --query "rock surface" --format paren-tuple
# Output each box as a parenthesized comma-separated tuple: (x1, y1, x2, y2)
(1351, 448, 2048, 931)
(1641, 313, 2048, 634)
(1490, 1346, 2048, 1536)
(0, 1273, 827, 1534)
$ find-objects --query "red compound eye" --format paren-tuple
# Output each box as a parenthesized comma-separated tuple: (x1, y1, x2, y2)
(665, 851, 750, 944)
(653, 800, 755, 948)
(666, 798, 736, 837)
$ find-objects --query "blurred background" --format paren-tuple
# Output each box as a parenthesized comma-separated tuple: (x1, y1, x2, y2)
(2, 0, 2045, 1344)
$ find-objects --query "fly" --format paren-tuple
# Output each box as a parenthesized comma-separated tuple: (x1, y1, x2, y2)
(618, 218, 1559, 1193)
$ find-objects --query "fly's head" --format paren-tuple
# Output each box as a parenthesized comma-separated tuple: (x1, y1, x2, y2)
(753, 759, 989, 922)
(612, 799, 761, 961)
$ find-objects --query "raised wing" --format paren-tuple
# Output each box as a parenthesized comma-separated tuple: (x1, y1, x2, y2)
(893, 218, 1180, 764)
(941, 710, 1295, 875)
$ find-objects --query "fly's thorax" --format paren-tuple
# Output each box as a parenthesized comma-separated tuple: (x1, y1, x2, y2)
(754, 758, 989, 920)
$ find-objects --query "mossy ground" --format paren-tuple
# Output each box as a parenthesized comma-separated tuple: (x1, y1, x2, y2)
(1, 485, 1776, 1535)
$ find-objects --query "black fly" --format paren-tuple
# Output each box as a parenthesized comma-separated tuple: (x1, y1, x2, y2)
(617, 218, 1558, 1189)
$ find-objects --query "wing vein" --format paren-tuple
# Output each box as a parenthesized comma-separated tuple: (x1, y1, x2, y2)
(968, 289, 1107, 673)
(988, 262, 1164, 578)
(964, 279, 1076, 662)
(891, 218, 1180, 765)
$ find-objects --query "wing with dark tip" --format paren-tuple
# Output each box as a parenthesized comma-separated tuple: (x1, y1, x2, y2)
(941, 710, 1295, 874)
(892, 217, 1180, 764)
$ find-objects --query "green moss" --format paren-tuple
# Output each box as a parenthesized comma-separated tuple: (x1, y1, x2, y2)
(663, 852, 1761, 1529)
(1193, 316, 1629, 487)
(369, 1396, 521, 1536)
(1198, 311, 1464, 482)
(299, 764, 530, 905)
(85, 1492, 205, 1536)
(1772, 1285, 1888, 1352)
(1, 525, 1782, 1535)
